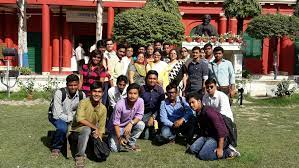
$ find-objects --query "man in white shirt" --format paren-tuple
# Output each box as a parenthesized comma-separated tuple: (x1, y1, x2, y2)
(110, 44, 128, 85)
(75, 43, 84, 61)
(89, 41, 96, 53)
(108, 75, 128, 110)
(202, 78, 234, 121)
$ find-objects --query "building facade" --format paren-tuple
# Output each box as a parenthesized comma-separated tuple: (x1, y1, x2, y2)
(0, 0, 298, 75)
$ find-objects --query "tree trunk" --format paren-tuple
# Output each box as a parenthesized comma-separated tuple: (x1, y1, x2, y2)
(17, 0, 28, 67)
(96, 0, 103, 41)
(237, 17, 244, 35)
(273, 37, 279, 80)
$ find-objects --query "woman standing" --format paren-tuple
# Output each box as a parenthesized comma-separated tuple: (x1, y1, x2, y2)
(79, 50, 108, 97)
(146, 50, 169, 91)
(168, 49, 185, 95)
(128, 52, 146, 85)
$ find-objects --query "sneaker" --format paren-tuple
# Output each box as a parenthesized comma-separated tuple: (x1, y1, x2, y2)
(50, 149, 60, 158)
(228, 145, 241, 158)
(119, 145, 129, 152)
(127, 144, 141, 152)
(75, 156, 85, 168)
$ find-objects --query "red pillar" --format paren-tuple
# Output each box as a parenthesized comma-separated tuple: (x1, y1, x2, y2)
(229, 17, 238, 35)
(42, 4, 50, 74)
(262, 38, 270, 74)
(107, 7, 114, 39)
(52, 16, 59, 71)
(4, 14, 14, 48)
(63, 20, 71, 71)
(243, 18, 251, 32)
(280, 37, 295, 75)
(0, 14, 3, 43)
(218, 16, 227, 35)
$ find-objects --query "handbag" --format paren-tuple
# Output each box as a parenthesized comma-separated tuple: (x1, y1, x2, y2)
(89, 136, 110, 162)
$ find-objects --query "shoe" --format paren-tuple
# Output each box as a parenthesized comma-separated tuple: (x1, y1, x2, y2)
(228, 145, 241, 158)
(75, 156, 85, 168)
(119, 145, 129, 152)
(50, 149, 60, 158)
(127, 144, 141, 152)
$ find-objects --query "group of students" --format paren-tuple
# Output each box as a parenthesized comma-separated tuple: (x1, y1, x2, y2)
(48, 39, 239, 168)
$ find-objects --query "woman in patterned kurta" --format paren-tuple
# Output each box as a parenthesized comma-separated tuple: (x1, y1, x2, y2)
(79, 50, 108, 97)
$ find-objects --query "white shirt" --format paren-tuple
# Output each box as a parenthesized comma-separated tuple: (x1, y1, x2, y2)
(75, 46, 84, 61)
(202, 90, 234, 121)
(89, 44, 96, 52)
(108, 86, 128, 109)
(122, 56, 131, 75)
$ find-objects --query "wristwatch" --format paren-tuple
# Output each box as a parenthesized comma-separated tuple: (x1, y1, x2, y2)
(130, 120, 135, 125)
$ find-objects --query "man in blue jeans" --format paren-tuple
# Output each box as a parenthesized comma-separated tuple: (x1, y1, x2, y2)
(186, 92, 240, 160)
(160, 83, 196, 145)
(48, 74, 86, 158)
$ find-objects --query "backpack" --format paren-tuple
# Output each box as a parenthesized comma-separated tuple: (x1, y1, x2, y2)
(222, 114, 238, 147)
(88, 136, 110, 162)
(48, 88, 84, 113)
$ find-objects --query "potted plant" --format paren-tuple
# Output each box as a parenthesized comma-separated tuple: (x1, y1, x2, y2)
(202, 35, 209, 42)
(225, 32, 235, 43)
(18, 78, 35, 100)
(210, 36, 217, 43)
(235, 35, 243, 43)
(219, 34, 226, 43)
(194, 35, 202, 43)
(185, 36, 192, 42)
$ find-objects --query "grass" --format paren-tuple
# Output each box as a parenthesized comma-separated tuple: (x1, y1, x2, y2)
(0, 91, 52, 101)
(0, 98, 299, 168)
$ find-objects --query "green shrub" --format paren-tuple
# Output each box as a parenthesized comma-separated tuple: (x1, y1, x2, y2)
(16, 67, 32, 75)
(273, 79, 296, 97)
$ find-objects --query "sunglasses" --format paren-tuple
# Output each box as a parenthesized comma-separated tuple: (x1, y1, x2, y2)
(206, 86, 214, 89)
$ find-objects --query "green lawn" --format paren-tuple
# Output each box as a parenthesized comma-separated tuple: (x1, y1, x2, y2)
(0, 99, 298, 168)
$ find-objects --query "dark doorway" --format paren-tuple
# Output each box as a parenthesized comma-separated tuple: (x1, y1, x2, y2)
(74, 35, 96, 56)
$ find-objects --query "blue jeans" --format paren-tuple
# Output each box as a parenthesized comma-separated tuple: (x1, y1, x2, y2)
(109, 121, 145, 152)
(48, 114, 68, 150)
(190, 137, 230, 160)
(102, 81, 110, 105)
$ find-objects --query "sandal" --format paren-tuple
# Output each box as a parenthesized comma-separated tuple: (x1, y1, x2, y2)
(50, 149, 60, 158)
(75, 156, 85, 168)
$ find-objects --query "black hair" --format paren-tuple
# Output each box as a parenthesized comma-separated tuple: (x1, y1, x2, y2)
(166, 83, 178, 92)
(205, 78, 217, 85)
(192, 46, 201, 52)
(163, 42, 170, 47)
(116, 75, 128, 84)
(145, 70, 159, 80)
(154, 40, 162, 45)
(96, 39, 106, 49)
(186, 92, 202, 101)
(153, 49, 163, 56)
(90, 82, 103, 91)
(106, 38, 113, 44)
(117, 44, 126, 50)
(88, 50, 103, 67)
(127, 83, 140, 94)
(66, 74, 79, 83)
(213, 46, 224, 53)
(203, 43, 213, 50)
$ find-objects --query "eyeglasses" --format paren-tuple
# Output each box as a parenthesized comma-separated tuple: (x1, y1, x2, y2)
(181, 50, 187, 52)
(154, 54, 161, 56)
(106, 43, 113, 46)
(93, 56, 102, 59)
(167, 91, 177, 94)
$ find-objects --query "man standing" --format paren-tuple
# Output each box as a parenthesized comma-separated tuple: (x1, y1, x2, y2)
(108, 75, 128, 110)
(162, 42, 171, 63)
(110, 44, 129, 85)
(203, 43, 214, 63)
(202, 78, 234, 122)
(108, 83, 145, 152)
(209, 46, 236, 103)
(140, 70, 165, 139)
(184, 46, 209, 94)
(160, 83, 196, 145)
(75, 43, 86, 72)
(72, 82, 107, 168)
(48, 74, 86, 158)
(154, 41, 162, 51)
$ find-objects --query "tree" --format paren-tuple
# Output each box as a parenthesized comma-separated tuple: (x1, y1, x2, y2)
(113, 0, 184, 46)
(294, 0, 299, 17)
(144, 0, 181, 19)
(223, 0, 261, 33)
(96, 0, 103, 41)
(17, 0, 29, 67)
(246, 14, 299, 79)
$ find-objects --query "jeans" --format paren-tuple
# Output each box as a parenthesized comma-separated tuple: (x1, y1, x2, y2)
(109, 121, 145, 152)
(161, 116, 196, 144)
(102, 81, 110, 106)
(189, 137, 230, 160)
(48, 114, 68, 150)
(76, 126, 92, 156)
